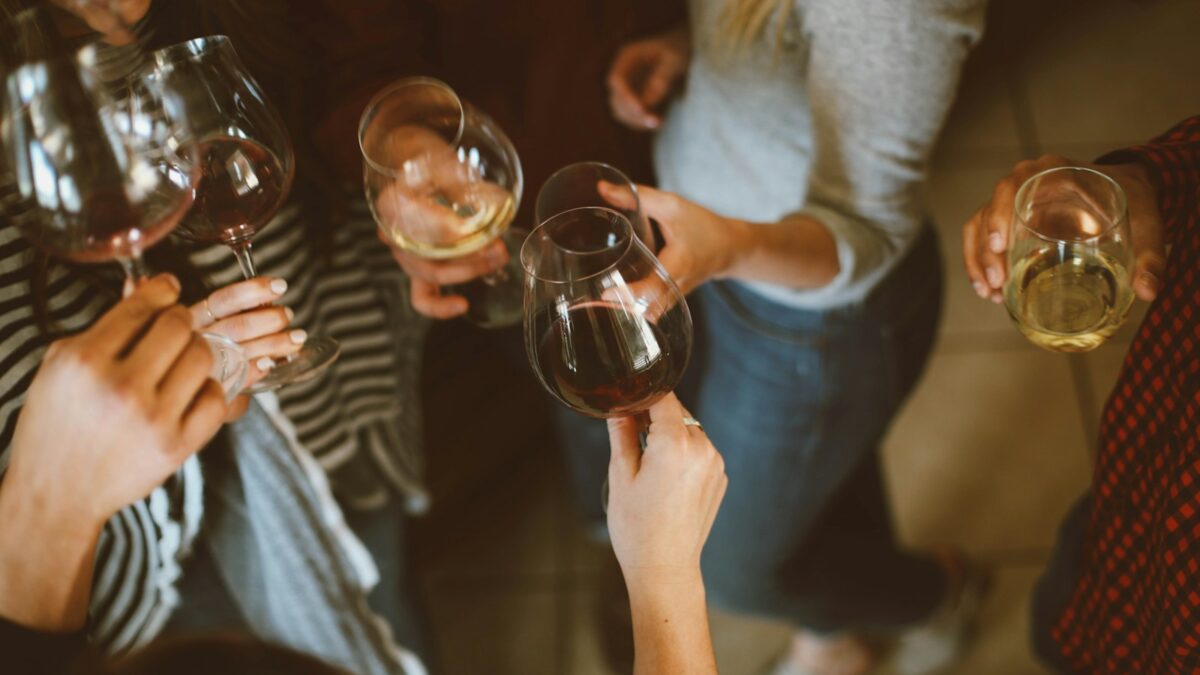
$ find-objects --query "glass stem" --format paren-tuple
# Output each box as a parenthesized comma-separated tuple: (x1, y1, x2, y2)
(117, 253, 150, 283)
(231, 241, 257, 279)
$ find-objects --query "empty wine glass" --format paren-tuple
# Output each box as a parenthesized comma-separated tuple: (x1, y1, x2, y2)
(1004, 166, 1134, 352)
(358, 77, 525, 328)
(535, 161, 652, 246)
(1, 44, 247, 396)
(146, 35, 340, 390)
(522, 207, 692, 418)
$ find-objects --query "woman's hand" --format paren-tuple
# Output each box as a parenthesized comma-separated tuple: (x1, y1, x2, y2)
(963, 154, 1166, 304)
(0, 274, 227, 631)
(607, 26, 691, 131)
(606, 393, 725, 675)
(50, 0, 151, 45)
(634, 186, 747, 295)
(191, 277, 303, 397)
(381, 231, 508, 320)
(606, 393, 727, 586)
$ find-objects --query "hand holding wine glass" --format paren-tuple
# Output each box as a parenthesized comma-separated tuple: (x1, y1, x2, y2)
(190, 277, 307, 388)
(962, 154, 1166, 305)
(359, 77, 524, 327)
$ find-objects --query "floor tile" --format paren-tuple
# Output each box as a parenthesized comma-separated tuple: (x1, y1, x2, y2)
(925, 162, 1038, 349)
(873, 563, 1054, 675)
(883, 349, 1093, 555)
(417, 454, 559, 581)
(428, 586, 561, 675)
(1020, 0, 1200, 149)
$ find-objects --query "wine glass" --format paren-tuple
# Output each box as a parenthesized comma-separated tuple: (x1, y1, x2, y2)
(535, 161, 653, 246)
(522, 207, 692, 418)
(2, 44, 248, 396)
(1004, 166, 1134, 353)
(358, 77, 525, 328)
(146, 35, 340, 390)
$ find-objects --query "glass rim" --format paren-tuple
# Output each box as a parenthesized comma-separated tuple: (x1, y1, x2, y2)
(149, 35, 234, 67)
(520, 206, 636, 284)
(357, 76, 466, 178)
(536, 160, 640, 223)
(1013, 166, 1128, 243)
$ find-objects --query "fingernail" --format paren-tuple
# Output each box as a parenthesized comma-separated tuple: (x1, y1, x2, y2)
(986, 267, 1003, 288)
(988, 232, 1005, 253)
(270, 278, 288, 295)
(255, 357, 275, 372)
(284, 307, 295, 321)
(973, 280, 989, 298)
(1140, 270, 1160, 292)
(289, 329, 307, 345)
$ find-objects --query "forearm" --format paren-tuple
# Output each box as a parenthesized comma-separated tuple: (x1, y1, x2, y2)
(626, 570, 717, 675)
(723, 214, 840, 289)
(0, 481, 101, 632)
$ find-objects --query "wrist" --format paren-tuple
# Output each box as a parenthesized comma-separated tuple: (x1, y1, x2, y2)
(717, 217, 756, 280)
(622, 564, 705, 600)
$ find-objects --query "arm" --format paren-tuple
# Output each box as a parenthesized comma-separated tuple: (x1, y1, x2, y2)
(636, 0, 988, 295)
(0, 275, 226, 635)
(606, 394, 727, 675)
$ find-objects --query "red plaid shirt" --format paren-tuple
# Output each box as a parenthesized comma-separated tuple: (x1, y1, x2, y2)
(1051, 116, 1200, 673)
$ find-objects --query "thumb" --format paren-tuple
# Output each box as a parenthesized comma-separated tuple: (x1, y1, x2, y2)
(607, 416, 643, 480)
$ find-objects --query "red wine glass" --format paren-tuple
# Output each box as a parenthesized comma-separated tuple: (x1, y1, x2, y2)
(521, 207, 692, 418)
(1, 43, 247, 397)
(146, 36, 339, 391)
(535, 161, 653, 247)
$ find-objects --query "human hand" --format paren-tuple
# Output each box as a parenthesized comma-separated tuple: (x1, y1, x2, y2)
(191, 276, 303, 416)
(634, 185, 745, 295)
(963, 154, 1166, 304)
(50, 0, 150, 45)
(607, 26, 691, 131)
(606, 393, 727, 589)
(6, 274, 227, 531)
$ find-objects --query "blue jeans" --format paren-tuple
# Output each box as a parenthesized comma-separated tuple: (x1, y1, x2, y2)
(557, 227, 946, 632)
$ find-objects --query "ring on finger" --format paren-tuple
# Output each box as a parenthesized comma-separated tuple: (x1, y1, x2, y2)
(202, 298, 218, 325)
(682, 416, 704, 432)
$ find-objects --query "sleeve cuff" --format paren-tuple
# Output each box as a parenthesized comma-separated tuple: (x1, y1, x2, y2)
(1095, 116, 1200, 227)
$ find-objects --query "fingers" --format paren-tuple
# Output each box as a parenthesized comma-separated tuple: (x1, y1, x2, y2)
(193, 277, 288, 328)
(606, 44, 661, 130)
(645, 391, 688, 445)
(596, 180, 639, 212)
(1120, 166, 1167, 301)
(408, 280, 467, 319)
(224, 394, 251, 423)
(176, 379, 228, 458)
(206, 306, 293, 344)
(124, 305, 198, 385)
(607, 416, 643, 481)
(961, 210, 993, 300)
(88, 274, 182, 356)
(158, 333, 216, 423)
(238, 329, 307, 361)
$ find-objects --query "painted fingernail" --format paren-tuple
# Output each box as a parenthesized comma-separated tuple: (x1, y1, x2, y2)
(270, 278, 288, 295)
(986, 267, 1003, 288)
(988, 232, 1005, 253)
(284, 307, 295, 321)
(289, 329, 307, 345)
(255, 357, 275, 372)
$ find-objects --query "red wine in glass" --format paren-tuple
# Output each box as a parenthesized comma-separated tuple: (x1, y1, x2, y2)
(175, 136, 287, 251)
(534, 301, 687, 418)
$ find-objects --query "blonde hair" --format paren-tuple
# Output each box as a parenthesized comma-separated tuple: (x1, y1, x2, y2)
(718, 0, 794, 52)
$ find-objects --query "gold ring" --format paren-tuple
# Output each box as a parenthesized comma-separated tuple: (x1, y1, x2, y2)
(682, 416, 703, 431)
(202, 298, 218, 324)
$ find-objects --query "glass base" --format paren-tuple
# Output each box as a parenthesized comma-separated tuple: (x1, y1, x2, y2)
(247, 336, 341, 393)
(202, 332, 248, 402)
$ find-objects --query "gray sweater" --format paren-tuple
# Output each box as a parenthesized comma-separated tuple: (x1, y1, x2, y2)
(655, 0, 987, 308)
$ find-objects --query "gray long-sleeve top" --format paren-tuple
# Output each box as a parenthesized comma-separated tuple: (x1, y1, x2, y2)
(654, 0, 988, 308)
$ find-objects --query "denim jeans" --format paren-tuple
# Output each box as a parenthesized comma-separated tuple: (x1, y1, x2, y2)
(557, 226, 947, 632)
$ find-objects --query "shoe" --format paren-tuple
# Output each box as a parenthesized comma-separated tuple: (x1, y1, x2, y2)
(761, 631, 874, 675)
(892, 553, 992, 675)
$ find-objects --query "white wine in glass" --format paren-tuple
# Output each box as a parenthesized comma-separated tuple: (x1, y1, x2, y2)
(1003, 167, 1134, 353)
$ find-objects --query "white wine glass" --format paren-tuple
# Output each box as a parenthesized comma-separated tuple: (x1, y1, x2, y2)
(1004, 166, 1134, 352)
(358, 77, 524, 328)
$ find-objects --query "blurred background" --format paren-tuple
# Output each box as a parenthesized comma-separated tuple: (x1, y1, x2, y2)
(411, 0, 1200, 673)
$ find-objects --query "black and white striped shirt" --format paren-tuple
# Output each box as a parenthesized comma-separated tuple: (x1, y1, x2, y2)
(0, 199, 428, 653)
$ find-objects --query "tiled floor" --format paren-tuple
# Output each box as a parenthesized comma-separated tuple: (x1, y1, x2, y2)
(414, 1, 1200, 673)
